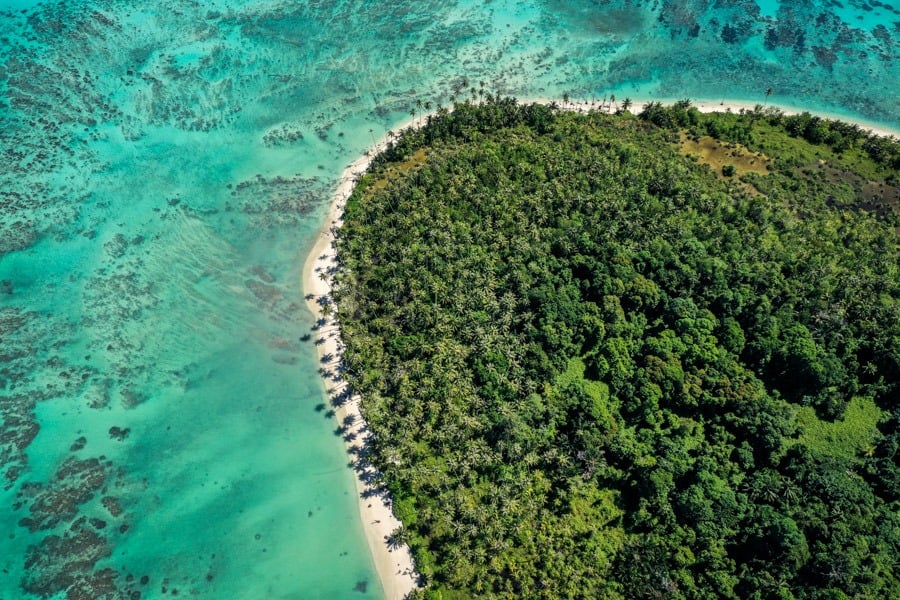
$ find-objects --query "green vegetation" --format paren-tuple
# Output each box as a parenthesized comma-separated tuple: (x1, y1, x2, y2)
(332, 97, 899, 598)
(793, 397, 882, 461)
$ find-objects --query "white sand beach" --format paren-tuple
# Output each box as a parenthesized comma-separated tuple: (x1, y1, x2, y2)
(687, 100, 898, 139)
(302, 126, 418, 600)
(539, 96, 899, 138)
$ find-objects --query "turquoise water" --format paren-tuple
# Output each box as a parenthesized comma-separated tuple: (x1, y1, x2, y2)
(0, 1, 897, 598)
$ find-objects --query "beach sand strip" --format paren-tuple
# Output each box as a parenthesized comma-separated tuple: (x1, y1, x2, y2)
(303, 128, 418, 600)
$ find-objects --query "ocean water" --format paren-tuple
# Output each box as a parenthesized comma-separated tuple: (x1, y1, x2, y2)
(0, 1, 897, 598)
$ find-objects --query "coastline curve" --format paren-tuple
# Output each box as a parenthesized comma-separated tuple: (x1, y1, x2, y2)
(302, 126, 419, 600)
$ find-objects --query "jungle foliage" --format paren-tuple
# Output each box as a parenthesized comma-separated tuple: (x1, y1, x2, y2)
(332, 98, 899, 599)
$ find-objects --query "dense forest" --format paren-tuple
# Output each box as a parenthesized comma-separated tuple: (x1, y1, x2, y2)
(330, 97, 899, 599)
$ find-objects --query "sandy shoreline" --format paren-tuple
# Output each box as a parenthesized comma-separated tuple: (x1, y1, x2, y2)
(684, 99, 898, 139)
(526, 96, 899, 138)
(302, 125, 418, 600)
(301, 97, 896, 600)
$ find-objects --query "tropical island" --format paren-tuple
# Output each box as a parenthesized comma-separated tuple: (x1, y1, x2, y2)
(315, 98, 899, 599)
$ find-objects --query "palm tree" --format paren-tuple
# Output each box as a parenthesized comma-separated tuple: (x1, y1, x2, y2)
(386, 525, 410, 550)
(621, 97, 633, 113)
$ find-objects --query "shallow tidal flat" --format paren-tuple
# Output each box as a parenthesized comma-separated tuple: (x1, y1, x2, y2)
(1, 0, 898, 598)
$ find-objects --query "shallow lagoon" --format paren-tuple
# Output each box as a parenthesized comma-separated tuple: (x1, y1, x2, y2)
(1, 0, 897, 597)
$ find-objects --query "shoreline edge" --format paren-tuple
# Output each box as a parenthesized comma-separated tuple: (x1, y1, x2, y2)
(302, 125, 419, 600)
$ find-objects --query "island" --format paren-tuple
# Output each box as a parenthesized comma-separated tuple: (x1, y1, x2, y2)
(314, 97, 899, 599)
